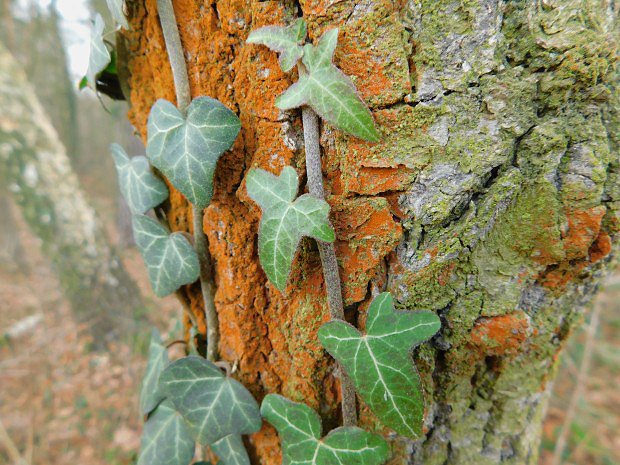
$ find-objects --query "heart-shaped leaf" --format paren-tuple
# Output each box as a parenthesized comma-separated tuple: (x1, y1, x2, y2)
(132, 215, 200, 297)
(140, 329, 169, 415)
(318, 293, 441, 438)
(111, 143, 168, 214)
(246, 18, 307, 72)
(159, 356, 262, 448)
(211, 434, 251, 465)
(261, 394, 389, 465)
(137, 399, 195, 465)
(274, 28, 379, 142)
(106, 0, 129, 29)
(146, 97, 241, 208)
(246, 166, 335, 290)
(86, 14, 111, 89)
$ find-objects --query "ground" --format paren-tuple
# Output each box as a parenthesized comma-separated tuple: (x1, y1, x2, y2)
(0, 195, 618, 465)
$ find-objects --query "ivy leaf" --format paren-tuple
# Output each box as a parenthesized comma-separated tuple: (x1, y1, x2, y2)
(137, 399, 195, 465)
(140, 329, 169, 416)
(110, 143, 168, 214)
(106, 0, 129, 29)
(159, 356, 262, 448)
(86, 14, 111, 89)
(318, 293, 441, 438)
(246, 18, 307, 72)
(211, 435, 252, 465)
(275, 28, 380, 142)
(132, 215, 200, 297)
(261, 394, 389, 465)
(246, 167, 335, 290)
(146, 97, 241, 208)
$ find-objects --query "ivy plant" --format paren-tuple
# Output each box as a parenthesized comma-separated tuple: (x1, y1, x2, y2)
(146, 97, 241, 209)
(85, 14, 110, 90)
(261, 394, 389, 465)
(137, 331, 195, 465)
(110, 143, 168, 214)
(246, 166, 335, 290)
(319, 293, 441, 438)
(247, 19, 379, 142)
(132, 214, 200, 298)
(106, 0, 129, 29)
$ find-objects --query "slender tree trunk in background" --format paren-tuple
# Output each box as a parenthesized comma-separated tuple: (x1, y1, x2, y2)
(122, 0, 619, 463)
(0, 186, 29, 273)
(0, 41, 144, 347)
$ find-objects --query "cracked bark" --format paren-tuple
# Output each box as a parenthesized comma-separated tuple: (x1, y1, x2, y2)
(121, 0, 618, 463)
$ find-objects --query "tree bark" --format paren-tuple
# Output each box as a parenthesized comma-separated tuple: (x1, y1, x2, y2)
(121, 0, 619, 463)
(0, 41, 144, 347)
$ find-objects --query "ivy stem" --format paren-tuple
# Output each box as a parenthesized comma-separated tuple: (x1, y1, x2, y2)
(301, 106, 358, 427)
(157, 0, 219, 362)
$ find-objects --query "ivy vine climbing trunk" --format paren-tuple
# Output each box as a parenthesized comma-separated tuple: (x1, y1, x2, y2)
(121, 0, 619, 464)
(0, 41, 144, 347)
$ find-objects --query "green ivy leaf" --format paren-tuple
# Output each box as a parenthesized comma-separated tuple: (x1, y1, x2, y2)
(106, 0, 129, 29)
(261, 394, 389, 465)
(146, 97, 241, 208)
(140, 329, 169, 416)
(318, 293, 441, 438)
(86, 14, 111, 89)
(246, 18, 307, 72)
(211, 435, 251, 465)
(132, 215, 200, 297)
(159, 356, 262, 451)
(246, 166, 335, 291)
(275, 28, 380, 142)
(111, 143, 168, 214)
(137, 399, 195, 465)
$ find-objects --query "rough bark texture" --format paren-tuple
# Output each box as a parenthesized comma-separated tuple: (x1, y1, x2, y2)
(0, 42, 144, 346)
(121, 0, 619, 463)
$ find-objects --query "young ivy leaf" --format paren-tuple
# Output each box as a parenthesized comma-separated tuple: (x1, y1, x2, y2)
(137, 399, 195, 465)
(275, 28, 380, 142)
(261, 394, 389, 465)
(106, 0, 129, 29)
(246, 166, 335, 291)
(318, 293, 441, 438)
(132, 215, 200, 297)
(110, 143, 168, 214)
(139, 329, 169, 416)
(159, 356, 262, 463)
(146, 97, 241, 209)
(86, 14, 111, 89)
(246, 18, 307, 72)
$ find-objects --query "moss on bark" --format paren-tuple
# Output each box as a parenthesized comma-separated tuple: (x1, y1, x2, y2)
(122, 0, 618, 463)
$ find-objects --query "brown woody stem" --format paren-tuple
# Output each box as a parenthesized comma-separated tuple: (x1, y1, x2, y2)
(302, 106, 358, 427)
(157, 0, 219, 361)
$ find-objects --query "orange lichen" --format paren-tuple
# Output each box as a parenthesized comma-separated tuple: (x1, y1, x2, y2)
(469, 312, 531, 357)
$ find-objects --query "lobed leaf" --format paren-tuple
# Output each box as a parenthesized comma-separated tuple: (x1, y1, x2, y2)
(105, 0, 129, 29)
(86, 14, 111, 89)
(139, 329, 169, 416)
(146, 97, 241, 208)
(137, 399, 195, 465)
(132, 215, 200, 297)
(159, 356, 262, 448)
(211, 434, 252, 465)
(318, 293, 441, 438)
(261, 394, 389, 465)
(275, 28, 380, 142)
(111, 143, 168, 214)
(246, 18, 307, 72)
(246, 167, 335, 290)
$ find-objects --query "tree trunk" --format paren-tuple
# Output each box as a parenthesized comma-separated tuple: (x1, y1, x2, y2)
(0, 41, 144, 347)
(121, 0, 619, 463)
